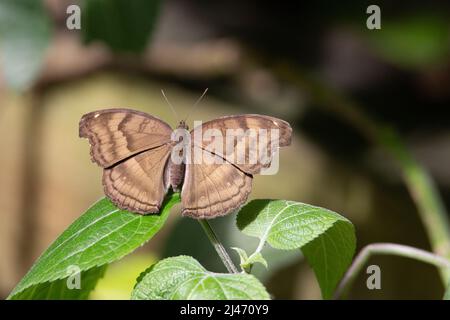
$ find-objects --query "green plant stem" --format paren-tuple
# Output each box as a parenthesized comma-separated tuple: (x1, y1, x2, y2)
(247, 236, 266, 265)
(334, 243, 450, 299)
(380, 128, 450, 281)
(198, 219, 238, 274)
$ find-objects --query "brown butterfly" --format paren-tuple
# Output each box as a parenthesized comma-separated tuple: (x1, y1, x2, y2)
(79, 108, 292, 219)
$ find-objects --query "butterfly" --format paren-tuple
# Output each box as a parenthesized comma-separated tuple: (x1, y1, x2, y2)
(79, 108, 292, 219)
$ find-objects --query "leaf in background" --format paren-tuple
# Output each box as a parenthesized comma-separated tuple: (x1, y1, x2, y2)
(237, 199, 356, 299)
(81, 0, 162, 53)
(131, 256, 270, 300)
(11, 265, 107, 300)
(366, 13, 450, 70)
(0, 0, 52, 90)
(8, 193, 180, 300)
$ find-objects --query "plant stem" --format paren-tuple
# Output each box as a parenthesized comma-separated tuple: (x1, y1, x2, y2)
(198, 219, 238, 273)
(380, 129, 450, 281)
(334, 243, 450, 299)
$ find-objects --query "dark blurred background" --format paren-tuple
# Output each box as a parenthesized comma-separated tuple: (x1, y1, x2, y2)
(1, 0, 450, 299)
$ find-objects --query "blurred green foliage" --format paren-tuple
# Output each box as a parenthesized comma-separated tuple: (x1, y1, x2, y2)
(81, 0, 162, 53)
(367, 13, 450, 69)
(0, 0, 51, 90)
(0, 0, 162, 91)
(91, 254, 156, 300)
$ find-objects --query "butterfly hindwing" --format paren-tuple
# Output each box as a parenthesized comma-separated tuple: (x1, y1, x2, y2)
(181, 146, 253, 219)
(103, 143, 172, 214)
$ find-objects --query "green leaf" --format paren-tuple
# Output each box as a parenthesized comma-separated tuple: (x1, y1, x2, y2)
(301, 219, 355, 299)
(8, 193, 180, 300)
(11, 265, 107, 300)
(237, 199, 356, 299)
(82, 0, 162, 53)
(131, 256, 270, 300)
(0, 0, 52, 90)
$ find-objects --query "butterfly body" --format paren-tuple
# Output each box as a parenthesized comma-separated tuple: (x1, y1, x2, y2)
(167, 158, 185, 192)
(79, 108, 292, 219)
(166, 120, 189, 192)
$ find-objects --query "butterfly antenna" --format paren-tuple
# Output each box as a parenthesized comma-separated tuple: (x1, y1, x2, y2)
(161, 89, 179, 121)
(184, 88, 208, 122)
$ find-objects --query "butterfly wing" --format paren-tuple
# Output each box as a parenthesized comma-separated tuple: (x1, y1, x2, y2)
(79, 108, 173, 168)
(190, 114, 291, 174)
(79, 109, 174, 214)
(181, 145, 252, 219)
(103, 143, 172, 214)
(181, 114, 291, 218)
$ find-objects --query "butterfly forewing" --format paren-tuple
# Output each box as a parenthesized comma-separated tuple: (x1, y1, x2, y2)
(79, 108, 173, 168)
(190, 114, 292, 175)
